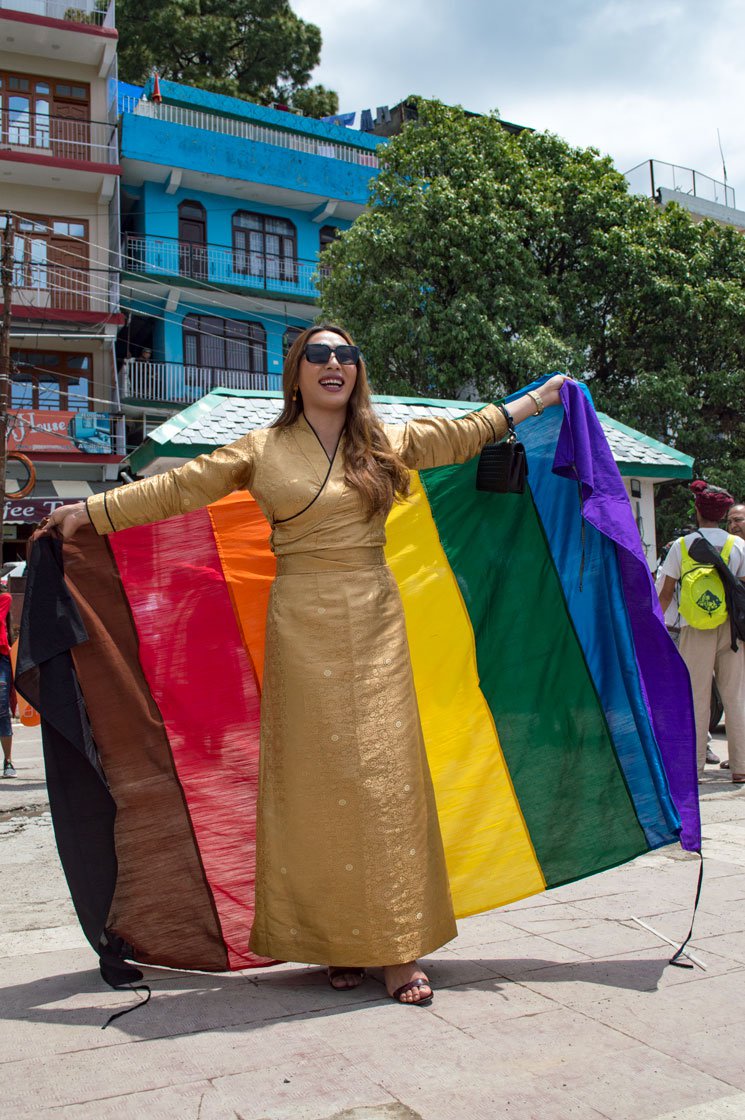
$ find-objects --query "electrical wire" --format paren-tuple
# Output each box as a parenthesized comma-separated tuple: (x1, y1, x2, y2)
(10, 262, 311, 351)
(11, 271, 306, 365)
(12, 273, 294, 365)
(8, 293, 270, 413)
(5, 208, 315, 414)
(6, 358, 145, 413)
(5, 210, 324, 336)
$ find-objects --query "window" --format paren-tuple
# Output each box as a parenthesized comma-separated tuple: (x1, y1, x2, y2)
(179, 202, 207, 223)
(0, 71, 89, 154)
(182, 316, 266, 376)
(37, 374, 61, 410)
(4, 213, 89, 305)
(318, 225, 339, 280)
(178, 201, 207, 280)
(52, 221, 86, 238)
(54, 84, 88, 102)
(10, 351, 91, 411)
(3, 76, 49, 147)
(232, 212, 297, 283)
(319, 225, 340, 251)
(283, 327, 303, 357)
(11, 219, 47, 290)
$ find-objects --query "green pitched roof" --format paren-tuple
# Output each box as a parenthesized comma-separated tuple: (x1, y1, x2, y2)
(129, 389, 694, 481)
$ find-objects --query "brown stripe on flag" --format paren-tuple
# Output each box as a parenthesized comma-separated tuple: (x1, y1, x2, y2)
(62, 526, 229, 971)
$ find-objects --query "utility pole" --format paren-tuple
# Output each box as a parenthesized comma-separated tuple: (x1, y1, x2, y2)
(0, 213, 13, 571)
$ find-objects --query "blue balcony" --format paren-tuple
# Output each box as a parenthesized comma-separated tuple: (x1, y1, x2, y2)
(119, 90, 383, 215)
(123, 232, 323, 301)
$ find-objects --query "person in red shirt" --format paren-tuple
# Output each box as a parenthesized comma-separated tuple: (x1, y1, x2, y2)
(0, 590, 15, 778)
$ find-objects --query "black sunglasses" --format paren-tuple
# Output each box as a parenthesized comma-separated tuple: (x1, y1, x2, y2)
(304, 343, 360, 365)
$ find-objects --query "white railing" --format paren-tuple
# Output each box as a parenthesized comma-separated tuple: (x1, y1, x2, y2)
(12, 265, 114, 313)
(0, 0, 114, 27)
(625, 159, 736, 210)
(122, 361, 271, 404)
(120, 96, 380, 170)
(0, 113, 118, 164)
(122, 233, 322, 298)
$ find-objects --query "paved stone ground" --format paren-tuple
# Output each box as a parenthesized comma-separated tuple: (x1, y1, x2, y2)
(2, 722, 745, 1120)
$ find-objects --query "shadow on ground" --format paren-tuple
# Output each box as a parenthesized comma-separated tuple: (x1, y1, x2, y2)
(0, 953, 671, 1040)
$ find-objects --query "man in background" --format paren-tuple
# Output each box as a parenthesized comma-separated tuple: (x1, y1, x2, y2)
(658, 481, 745, 784)
(727, 503, 745, 541)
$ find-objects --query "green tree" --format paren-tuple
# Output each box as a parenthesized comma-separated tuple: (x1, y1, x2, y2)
(320, 99, 745, 534)
(117, 0, 338, 117)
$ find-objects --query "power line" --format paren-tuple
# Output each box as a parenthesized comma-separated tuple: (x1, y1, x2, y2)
(5, 210, 323, 335)
(11, 270, 307, 364)
(12, 272, 300, 359)
(7, 357, 134, 413)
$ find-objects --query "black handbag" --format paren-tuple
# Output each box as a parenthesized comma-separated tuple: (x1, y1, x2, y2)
(475, 407, 528, 494)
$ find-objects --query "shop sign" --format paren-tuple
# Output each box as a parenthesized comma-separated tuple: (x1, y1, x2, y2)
(4, 498, 80, 525)
(8, 411, 112, 454)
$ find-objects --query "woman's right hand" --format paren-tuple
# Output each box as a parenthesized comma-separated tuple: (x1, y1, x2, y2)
(41, 502, 90, 540)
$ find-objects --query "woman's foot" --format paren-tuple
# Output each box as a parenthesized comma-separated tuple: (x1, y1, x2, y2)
(327, 966, 366, 990)
(383, 961, 433, 1005)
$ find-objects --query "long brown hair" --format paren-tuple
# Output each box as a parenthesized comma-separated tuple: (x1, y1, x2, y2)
(272, 324, 410, 517)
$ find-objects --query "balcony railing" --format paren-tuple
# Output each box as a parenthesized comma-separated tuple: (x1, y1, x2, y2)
(0, 112, 118, 164)
(122, 233, 325, 299)
(122, 361, 271, 404)
(10, 264, 116, 314)
(120, 96, 380, 170)
(625, 159, 736, 210)
(0, 0, 115, 27)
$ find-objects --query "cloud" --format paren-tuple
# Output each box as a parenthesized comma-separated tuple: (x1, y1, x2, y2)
(294, 0, 745, 201)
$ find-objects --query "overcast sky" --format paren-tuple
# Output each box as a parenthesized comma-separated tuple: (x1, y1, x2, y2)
(294, 0, 745, 205)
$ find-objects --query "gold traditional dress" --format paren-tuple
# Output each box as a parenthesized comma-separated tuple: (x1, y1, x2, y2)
(87, 404, 506, 966)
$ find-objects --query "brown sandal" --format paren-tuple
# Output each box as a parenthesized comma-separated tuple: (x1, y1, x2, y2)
(391, 977, 434, 1006)
(327, 966, 366, 990)
(732, 774, 745, 785)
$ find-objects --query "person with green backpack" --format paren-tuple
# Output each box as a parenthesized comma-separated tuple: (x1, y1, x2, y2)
(658, 480, 745, 784)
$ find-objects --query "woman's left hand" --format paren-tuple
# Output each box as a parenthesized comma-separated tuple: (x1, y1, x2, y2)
(540, 374, 571, 408)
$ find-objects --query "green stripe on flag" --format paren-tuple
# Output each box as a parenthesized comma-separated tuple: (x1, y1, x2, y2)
(421, 459, 648, 886)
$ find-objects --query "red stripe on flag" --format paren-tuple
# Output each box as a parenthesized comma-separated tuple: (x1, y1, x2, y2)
(110, 510, 271, 970)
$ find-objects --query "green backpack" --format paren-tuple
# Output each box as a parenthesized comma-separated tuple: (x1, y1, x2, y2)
(679, 535, 736, 629)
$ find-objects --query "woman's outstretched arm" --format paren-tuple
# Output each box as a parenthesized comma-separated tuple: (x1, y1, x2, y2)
(44, 432, 257, 540)
(390, 375, 568, 471)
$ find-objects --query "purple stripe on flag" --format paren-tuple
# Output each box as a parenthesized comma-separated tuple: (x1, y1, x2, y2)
(553, 382, 700, 851)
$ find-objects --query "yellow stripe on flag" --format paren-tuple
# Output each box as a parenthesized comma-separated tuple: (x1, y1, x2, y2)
(386, 473, 545, 915)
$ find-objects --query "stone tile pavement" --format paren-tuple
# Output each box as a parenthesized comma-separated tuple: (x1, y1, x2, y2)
(2, 723, 745, 1120)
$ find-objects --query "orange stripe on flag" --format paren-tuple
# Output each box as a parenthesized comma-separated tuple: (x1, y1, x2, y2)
(208, 493, 275, 688)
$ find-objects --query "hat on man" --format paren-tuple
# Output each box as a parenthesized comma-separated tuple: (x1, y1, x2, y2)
(690, 479, 735, 521)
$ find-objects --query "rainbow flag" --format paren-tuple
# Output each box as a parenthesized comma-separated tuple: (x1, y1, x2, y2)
(17, 383, 699, 976)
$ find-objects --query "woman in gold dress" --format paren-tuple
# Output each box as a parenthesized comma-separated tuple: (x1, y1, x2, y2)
(47, 325, 567, 1005)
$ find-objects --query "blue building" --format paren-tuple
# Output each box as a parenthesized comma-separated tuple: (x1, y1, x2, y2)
(117, 78, 385, 441)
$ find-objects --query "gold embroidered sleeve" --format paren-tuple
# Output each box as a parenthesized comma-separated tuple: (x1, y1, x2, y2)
(387, 403, 507, 470)
(86, 433, 256, 535)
